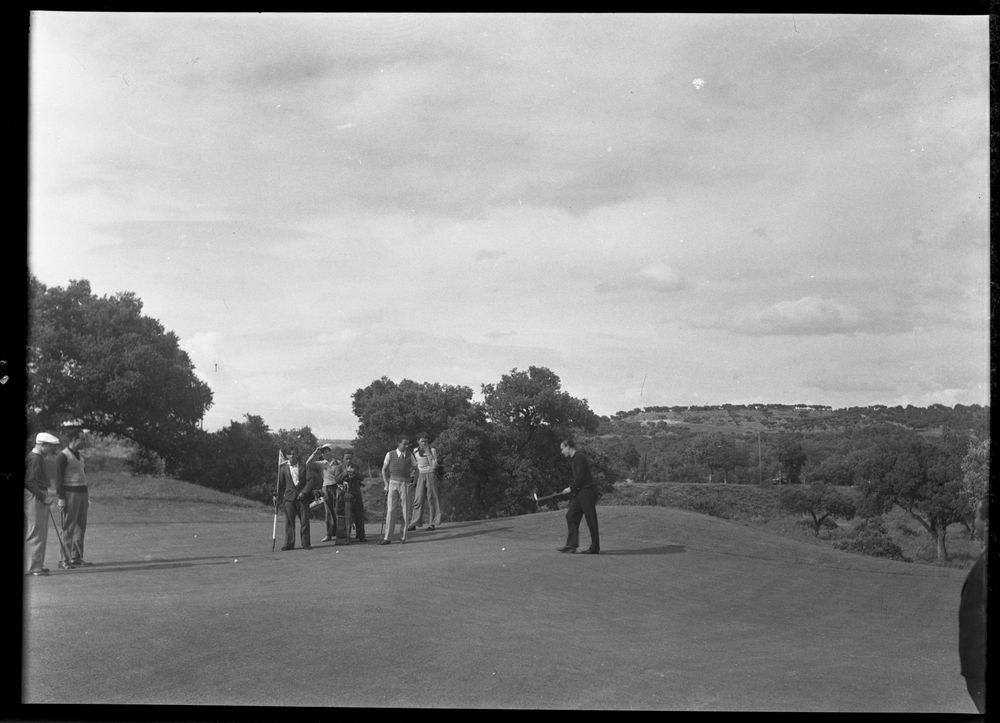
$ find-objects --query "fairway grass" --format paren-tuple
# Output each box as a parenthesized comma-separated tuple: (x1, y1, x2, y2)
(21, 502, 978, 713)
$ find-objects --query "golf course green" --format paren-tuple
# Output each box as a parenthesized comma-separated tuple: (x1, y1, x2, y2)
(22, 502, 977, 712)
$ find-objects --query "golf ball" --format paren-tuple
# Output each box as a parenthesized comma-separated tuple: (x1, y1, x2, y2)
(502, 547, 506, 551)
(335, 550, 340, 554)
(234, 559, 238, 563)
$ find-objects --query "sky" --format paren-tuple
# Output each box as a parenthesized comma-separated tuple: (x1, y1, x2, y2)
(28, 13, 990, 439)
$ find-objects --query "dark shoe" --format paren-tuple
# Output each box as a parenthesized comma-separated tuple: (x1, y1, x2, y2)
(41, 568, 51, 573)
(356, 537, 367, 542)
(58, 560, 76, 569)
(72, 559, 93, 567)
(28, 569, 49, 576)
(580, 549, 600, 555)
(406, 525, 417, 531)
(379, 539, 392, 545)
(427, 525, 436, 531)
(280, 545, 294, 551)
(557, 546, 577, 553)
(302, 545, 312, 550)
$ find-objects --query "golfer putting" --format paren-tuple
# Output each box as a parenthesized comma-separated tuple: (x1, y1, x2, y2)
(555, 437, 600, 554)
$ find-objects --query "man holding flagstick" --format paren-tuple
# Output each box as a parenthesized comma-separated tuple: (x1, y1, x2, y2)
(275, 450, 313, 551)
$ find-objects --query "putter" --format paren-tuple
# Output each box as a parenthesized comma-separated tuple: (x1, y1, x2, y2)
(271, 499, 278, 552)
(47, 504, 72, 564)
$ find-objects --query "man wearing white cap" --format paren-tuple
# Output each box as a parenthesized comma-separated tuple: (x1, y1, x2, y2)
(24, 432, 61, 576)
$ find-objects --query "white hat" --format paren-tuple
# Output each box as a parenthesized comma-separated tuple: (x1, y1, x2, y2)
(36, 432, 61, 445)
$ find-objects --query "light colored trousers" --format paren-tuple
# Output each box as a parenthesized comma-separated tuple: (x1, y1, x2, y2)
(411, 471, 441, 527)
(24, 490, 49, 573)
(62, 487, 89, 562)
(383, 479, 411, 540)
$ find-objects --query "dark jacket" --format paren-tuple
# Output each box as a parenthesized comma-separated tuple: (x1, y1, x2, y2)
(959, 551, 987, 678)
(24, 451, 50, 501)
(569, 451, 595, 494)
(276, 462, 312, 502)
(334, 461, 365, 495)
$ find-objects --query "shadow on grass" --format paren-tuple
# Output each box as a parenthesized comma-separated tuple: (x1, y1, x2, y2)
(55, 555, 241, 574)
(390, 526, 516, 544)
(599, 545, 686, 556)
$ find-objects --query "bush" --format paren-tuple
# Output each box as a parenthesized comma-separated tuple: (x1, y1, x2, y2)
(833, 517, 908, 561)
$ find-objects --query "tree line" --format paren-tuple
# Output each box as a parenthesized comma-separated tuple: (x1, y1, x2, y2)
(27, 276, 990, 557)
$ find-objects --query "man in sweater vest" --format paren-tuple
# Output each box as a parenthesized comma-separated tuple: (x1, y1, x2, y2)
(380, 436, 415, 544)
(556, 437, 600, 554)
(25, 432, 61, 576)
(55, 429, 93, 568)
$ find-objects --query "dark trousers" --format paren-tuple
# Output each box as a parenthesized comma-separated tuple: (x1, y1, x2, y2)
(349, 489, 366, 540)
(565, 487, 599, 552)
(321, 486, 337, 537)
(283, 498, 311, 548)
(62, 487, 89, 562)
(334, 487, 353, 542)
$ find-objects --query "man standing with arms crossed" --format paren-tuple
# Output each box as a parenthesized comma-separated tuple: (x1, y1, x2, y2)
(380, 436, 415, 545)
(25, 432, 61, 576)
(556, 437, 600, 555)
(54, 429, 93, 568)
(408, 434, 442, 532)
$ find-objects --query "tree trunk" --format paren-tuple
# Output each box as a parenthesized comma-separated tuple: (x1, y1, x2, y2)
(936, 529, 948, 562)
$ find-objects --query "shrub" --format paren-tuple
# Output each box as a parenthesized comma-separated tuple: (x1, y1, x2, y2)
(833, 517, 907, 561)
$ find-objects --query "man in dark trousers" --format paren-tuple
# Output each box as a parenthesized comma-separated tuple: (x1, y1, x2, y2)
(335, 449, 367, 542)
(25, 432, 62, 576)
(556, 437, 600, 554)
(274, 450, 313, 551)
(54, 429, 93, 568)
(959, 497, 987, 714)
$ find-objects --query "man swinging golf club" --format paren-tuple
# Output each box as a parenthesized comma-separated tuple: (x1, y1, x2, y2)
(556, 437, 600, 554)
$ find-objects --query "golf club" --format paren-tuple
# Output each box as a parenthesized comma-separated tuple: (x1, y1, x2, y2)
(271, 499, 278, 552)
(47, 504, 72, 564)
(533, 490, 568, 504)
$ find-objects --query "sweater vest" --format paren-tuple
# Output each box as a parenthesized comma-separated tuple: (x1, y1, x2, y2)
(62, 448, 87, 485)
(387, 451, 413, 481)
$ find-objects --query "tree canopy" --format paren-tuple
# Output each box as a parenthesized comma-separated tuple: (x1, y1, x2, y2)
(28, 276, 213, 465)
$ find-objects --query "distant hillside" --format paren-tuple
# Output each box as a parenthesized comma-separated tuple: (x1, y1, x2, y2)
(604, 403, 988, 437)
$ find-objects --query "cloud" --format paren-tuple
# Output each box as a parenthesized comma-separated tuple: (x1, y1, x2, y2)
(694, 296, 874, 336)
(595, 262, 685, 294)
(475, 249, 506, 262)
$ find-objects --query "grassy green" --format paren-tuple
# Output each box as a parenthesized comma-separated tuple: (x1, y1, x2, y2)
(80, 471, 982, 567)
(603, 481, 984, 569)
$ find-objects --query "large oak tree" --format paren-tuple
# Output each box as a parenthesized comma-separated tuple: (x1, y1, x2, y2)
(28, 276, 213, 466)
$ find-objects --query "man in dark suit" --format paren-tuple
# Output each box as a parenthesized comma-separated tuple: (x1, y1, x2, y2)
(274, 450, 313, 551)
(335, 449, 367, 542)
(556, 437, 600, 555)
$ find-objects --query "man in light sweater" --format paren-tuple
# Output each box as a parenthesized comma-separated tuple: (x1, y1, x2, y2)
(408, 434, 442, 532)
(24, 432, 61, 576)
(306, 444, 339, 542)
(54, 429, 93, 569)
(380, 436, 415, 545)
